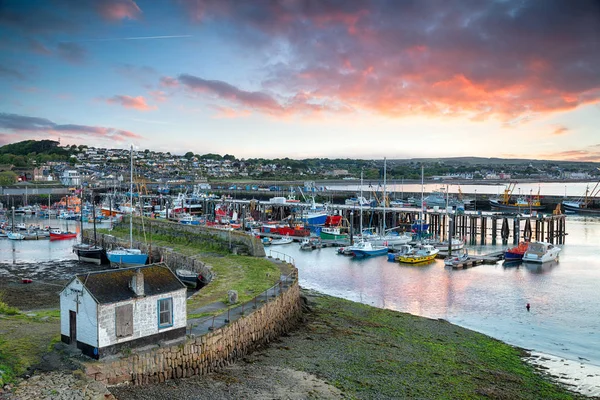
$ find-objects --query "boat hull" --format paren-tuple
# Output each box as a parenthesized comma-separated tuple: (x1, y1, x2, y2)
(562, 202, 600, 215)
(397, 254, 437, 264)
(73, 244, 106, 265)
(50, 232, 77, 240)
(352, 248, 388, 257)
(107, 252, 148, 268)
(489, 200, 545, 212)
(319, 231, 348, 241)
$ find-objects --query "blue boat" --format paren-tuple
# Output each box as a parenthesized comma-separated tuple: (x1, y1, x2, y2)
(106, 248, 148, 268)
(351, 241, 389, 257)
(411, 220, 430, 233)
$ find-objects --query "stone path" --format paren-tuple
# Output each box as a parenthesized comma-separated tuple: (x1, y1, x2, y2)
(1, 371, 115, 400)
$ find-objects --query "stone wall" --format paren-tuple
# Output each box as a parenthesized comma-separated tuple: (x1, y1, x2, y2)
(83, 230, 214, 282)
(82, 279, 302, 386)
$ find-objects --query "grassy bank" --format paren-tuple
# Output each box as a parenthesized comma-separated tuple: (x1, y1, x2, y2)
(262, 291, 582, 399)
(99, 226, 281, 315)
(0, 299, 60, 385)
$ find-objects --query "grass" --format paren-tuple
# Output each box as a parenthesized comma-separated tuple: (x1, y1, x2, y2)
(98, 225, 280, 316)
(261, 291, 583, 400)
(0, 301, 61, 385)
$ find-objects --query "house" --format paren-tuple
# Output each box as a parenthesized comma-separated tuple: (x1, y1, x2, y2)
(60, 264, 187, 359)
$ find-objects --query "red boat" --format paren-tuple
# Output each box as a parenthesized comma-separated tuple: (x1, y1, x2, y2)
(49, 230, 77, 240)
(505, 242, 529, 261)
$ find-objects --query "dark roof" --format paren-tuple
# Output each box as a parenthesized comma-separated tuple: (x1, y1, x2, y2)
(76, 263, 186, 304)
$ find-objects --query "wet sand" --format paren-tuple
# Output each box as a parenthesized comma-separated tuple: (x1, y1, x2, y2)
(0, 260, 106, 310)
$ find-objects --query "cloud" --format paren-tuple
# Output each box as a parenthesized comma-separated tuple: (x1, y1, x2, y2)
(0, 112, 143, 143)
(106, 95, 157, 111)
(180, 0, 600, 121)
(178, 74, 283, 113)
(0, 65, 25, 80)
(96, 0, 142, 21)
(57, 42, 86, 64)
(552, 125, 569, 135)
(160, 76, 179, 88)
(171, 73, 353, 117)
(540, 149, 600, 162)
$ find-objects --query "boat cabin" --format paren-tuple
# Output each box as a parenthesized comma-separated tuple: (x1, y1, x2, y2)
(60, 263, 187, 359)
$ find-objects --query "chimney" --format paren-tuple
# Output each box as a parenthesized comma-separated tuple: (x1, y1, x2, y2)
(131, 268, 145, 297)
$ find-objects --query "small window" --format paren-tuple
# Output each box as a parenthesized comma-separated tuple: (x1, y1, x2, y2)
(158, 298, 173, 328)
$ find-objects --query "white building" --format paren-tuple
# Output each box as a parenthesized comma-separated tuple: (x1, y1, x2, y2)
(60, 170, 81, 186)
(60, 264, 187, 359)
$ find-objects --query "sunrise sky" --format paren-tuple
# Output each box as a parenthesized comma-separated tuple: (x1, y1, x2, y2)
(1, 0, 599, 160)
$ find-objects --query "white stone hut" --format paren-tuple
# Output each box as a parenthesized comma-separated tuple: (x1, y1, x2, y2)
(60, 263, 187, 359)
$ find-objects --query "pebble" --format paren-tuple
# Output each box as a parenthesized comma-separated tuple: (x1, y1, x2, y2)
(0, 371, 115, 400)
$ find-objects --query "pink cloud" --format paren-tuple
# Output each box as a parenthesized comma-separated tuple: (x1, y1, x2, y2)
(97, 0, 142, 21)
(160, 76, 179, 88)
(552, 125, 570, 135)
(106, 95, 157, 111)
(149, 90, 167, 102)
(212, 106, 251, 119)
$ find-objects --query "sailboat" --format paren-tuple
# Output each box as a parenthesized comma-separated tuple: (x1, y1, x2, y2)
(363, 158, 411, 247)
(73, 190, 107, 265)
(106, 145, 148, 268)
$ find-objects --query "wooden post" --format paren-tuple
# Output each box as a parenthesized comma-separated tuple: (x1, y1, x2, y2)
(480, 216, 486, 244)
(513, 217, 519, 245)
(491, 217, 497, 245)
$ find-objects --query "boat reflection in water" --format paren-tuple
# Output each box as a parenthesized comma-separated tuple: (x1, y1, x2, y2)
(523, 259, 559, 274)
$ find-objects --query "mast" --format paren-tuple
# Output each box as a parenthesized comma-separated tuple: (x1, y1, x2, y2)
(130, 144, 133, 249)
(420, 165, 424, 235)
(80, 185, 84, 240)
(383, 157, 386, 234)
(92, 191, 97, 245)
(360, 168, 364, 236)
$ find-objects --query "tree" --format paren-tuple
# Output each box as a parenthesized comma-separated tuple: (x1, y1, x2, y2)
(184, 151, 194, 160)
(0, 171, 17, 185)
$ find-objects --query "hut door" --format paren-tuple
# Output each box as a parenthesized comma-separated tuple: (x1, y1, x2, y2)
(69, 310, 77, 344)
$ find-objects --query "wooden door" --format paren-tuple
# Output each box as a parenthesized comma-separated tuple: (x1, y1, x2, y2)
(69, 310, 77, 344)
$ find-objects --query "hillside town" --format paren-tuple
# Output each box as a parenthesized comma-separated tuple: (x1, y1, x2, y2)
(1, 141, 598, 189)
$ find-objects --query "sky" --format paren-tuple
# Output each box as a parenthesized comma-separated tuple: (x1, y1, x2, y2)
(0, 0, 599, 160)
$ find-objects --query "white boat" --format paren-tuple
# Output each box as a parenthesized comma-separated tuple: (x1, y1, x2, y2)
(7, 232, 25, 240)
(433, 237, 465, 250)
(522, 242, 561, 263)
(351, 240, 389, 257)
(365, 232, 412, 247)
(271, 235, 293, 245)
(444, 250, 469, 267)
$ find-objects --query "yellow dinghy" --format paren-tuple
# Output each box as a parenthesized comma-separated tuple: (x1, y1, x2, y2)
(397, 245, 440, 264)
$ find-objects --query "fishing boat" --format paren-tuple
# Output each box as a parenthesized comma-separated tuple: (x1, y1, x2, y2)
(73, 197, 106, 265)
(443, 250, 469, 267)
(504, 242, 530, 262)
(489, 184, 545, 212)
(387, 244, 413, 261)
(562, 179, 600, 215)
(319, 226, 347, 240)
(397, 245, 439, 264)
(271, 235, 293, 245)
(175, 269, 205, 289)
(49, 229, 77, 240)
(261, 237, 272, 246)
(300, 237, 322, 250)
(522, 241, 561, 263)
(351, 241, 388, 258)
(106, 146, 148, 268)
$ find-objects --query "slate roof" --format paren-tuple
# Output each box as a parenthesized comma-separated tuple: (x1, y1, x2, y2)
(76, 263, 186, 304)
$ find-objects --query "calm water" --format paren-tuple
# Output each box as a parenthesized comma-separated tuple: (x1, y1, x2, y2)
(275, 216, 600, 369)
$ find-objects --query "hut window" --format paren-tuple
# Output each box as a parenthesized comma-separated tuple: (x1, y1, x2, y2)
(115, 304, 133, 338)
(158, 298, 173, 328)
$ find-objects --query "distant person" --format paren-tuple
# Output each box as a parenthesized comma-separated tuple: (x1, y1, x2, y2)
(526, 303, 530, 312)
